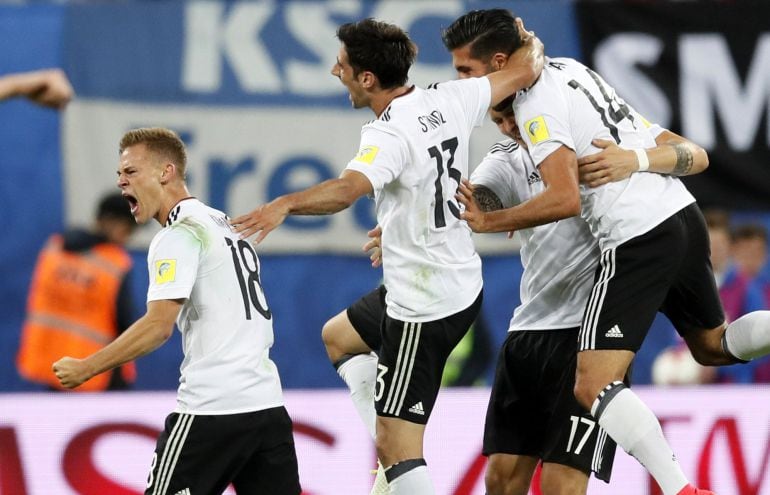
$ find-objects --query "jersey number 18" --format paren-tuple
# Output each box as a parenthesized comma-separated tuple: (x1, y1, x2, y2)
(226, 237, 272, 321)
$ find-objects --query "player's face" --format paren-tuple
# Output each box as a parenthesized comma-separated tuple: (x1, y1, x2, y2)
(116, 144, 165, 225)
(332, 46, 368, 109)
(490, 107, 525, 148)
(450, 44, 494, 79)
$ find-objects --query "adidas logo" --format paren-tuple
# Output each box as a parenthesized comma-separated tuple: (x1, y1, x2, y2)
(605, 325, 624, 338)
(527, 171, 542, 185)
(408, 402, 425, 415)
(174, 489, 191, 495)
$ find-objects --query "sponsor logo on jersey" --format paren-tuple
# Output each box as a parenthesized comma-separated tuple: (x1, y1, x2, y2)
(527, 171, 542, 185)
(525, 116, 550, 144)
(605, 325, 624, 338)
(408, 401, 425, 415)
(155, 259, 177, 284)
(354, 145, 380, 165)
(173, 489, 191, 495)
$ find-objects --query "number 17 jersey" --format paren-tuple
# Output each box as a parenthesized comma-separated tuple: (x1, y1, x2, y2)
(345, 78, 490, 322)
(147, 198, 283, 415)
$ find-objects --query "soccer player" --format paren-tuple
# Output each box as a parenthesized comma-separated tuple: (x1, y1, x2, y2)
(53, 128, 301, 495)
(450, 9, 770, 495)
(231, 18, 542, 494)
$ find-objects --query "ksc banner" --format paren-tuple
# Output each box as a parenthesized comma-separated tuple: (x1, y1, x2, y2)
(60, 0, 580, 253)
(576, 1, 770, 210)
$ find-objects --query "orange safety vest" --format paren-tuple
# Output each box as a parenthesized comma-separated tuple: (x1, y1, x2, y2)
(17, 234, 136, 391)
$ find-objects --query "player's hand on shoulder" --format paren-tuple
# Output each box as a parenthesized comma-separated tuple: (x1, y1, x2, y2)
(230, 200, 289, 244)
(52, 356, 92, 389)
(578, 138, 637, 188)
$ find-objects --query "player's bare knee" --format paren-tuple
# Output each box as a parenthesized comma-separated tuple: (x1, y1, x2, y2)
(485, 470, 527, 495)
(374, 433, 398, 467)
(572, 378, 597, 411)
(321, 319, 344, 362)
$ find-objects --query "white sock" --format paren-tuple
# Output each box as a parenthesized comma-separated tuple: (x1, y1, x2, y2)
(337, 352, 378, 439)
(387, 461, 434, 495)
(592, 383, 688, 495)
(724, 311, 770, 360)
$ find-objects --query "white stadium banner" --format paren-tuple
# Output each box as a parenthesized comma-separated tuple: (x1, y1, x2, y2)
(2, 387, 769, 494)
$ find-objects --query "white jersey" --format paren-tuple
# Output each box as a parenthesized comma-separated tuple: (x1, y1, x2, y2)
(346, 78, 489, 322)
(513, 58, 695, 249)
(471, 139, 599, 331)
(147, 198, 283, 414)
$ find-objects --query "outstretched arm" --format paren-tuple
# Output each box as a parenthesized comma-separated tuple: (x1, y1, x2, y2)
(231, 170, 373, 243)
(0, 69, 74, 109)
(53, 299, 181, 389)
(578, 131, 708, 187)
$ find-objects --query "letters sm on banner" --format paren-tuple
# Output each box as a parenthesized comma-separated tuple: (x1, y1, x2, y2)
(1, 387, 769, 495)
(575, 0, 770, 210)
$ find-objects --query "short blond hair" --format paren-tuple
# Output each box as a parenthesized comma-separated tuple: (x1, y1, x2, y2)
(119, 127, 187, 179)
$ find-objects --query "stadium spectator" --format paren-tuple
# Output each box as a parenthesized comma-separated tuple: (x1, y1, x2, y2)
(707, 212, 765, 323)
(17, 192, 137, 391)
(0, 68, 73, 108)
(453, 8, 770, 495)
(231, 18, 542, 495)
(732, 223, 769, 279)
(53, 128, 301, 495)
(725, 222, 770, 383)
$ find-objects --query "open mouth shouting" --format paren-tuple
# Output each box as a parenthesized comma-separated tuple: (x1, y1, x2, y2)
(123, 193, 139, 216)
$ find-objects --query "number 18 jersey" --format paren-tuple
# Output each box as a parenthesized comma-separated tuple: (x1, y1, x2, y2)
(513, 58, 695, 250)
(147, 198, 283, 415)
(345, 78, 490, 322)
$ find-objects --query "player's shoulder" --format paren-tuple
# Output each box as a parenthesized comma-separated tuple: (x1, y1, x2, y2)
(161, 199, 220, 244)
(425, 77, 485, 96)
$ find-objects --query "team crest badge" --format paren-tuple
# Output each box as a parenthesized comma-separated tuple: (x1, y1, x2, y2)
(524, 116, 550, 144)
(354, 145, 380, 165)
(155, 259, 177, 284)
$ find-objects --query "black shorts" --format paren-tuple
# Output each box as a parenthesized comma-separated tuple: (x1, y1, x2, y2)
(374, 291, 483, 425)
(145, 406, 301, 495)
(483, 329, 617, 483)
(579, 203, 725, 352)
(346, 285, 386, 352)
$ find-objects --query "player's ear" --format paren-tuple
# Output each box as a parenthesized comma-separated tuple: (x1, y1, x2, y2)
(492, 52, 508, 71)
(160, 163, 175, 183)
(360, 70, 376, 89)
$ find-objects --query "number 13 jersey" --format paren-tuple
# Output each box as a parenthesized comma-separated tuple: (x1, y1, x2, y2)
(147, 198, 283, 415)
(345, 78, 490, 322)
(513, 58, 696, 250)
